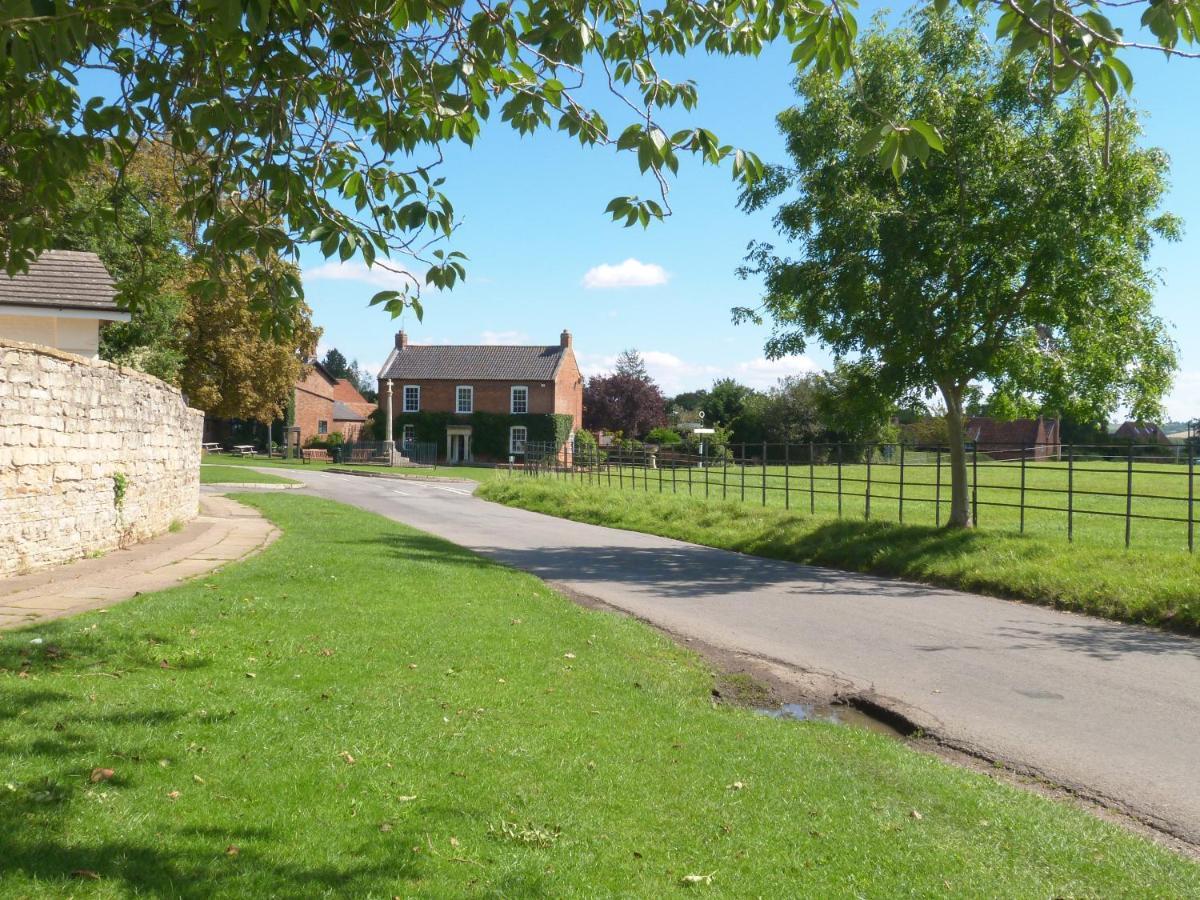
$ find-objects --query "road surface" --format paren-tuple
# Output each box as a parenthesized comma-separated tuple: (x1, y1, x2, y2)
(227, 468, 1200, 843)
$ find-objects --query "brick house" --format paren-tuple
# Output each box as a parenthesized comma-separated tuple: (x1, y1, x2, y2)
(378, 330, 583, 463)
(291, 360, 373, 445)
(965, 416, 1061, 460)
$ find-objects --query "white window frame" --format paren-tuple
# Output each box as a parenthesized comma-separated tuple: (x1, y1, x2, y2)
(401, 424, 415, 447)
(510, 425, 528, 455)
(456, 385, 474, 414)
(403, 384, 420, 413)
(510, 385, 529, 414)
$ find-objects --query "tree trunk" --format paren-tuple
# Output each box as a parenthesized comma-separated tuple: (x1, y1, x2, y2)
(940, 383, 973, 528)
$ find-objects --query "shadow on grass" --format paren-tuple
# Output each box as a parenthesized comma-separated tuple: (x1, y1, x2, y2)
(0, 828, 424, 897)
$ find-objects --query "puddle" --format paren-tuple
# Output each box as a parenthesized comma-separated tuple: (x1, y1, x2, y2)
(755, 702, 909, 738)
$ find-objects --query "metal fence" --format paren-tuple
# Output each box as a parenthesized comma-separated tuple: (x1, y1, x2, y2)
(522, 440, 1199, 551)
(330, 440, 438, 467)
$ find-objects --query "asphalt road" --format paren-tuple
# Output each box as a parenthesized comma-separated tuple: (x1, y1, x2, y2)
(242, 468, 1200, 843)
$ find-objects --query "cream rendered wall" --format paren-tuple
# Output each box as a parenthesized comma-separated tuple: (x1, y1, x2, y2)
(0, 313, 101, 359)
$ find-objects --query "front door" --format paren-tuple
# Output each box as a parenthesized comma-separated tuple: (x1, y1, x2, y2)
(447, 430, 471, 463)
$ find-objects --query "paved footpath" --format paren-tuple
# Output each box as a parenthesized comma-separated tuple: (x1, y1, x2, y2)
(277, 467, 1200, 844)
(0, 494, 277, 630)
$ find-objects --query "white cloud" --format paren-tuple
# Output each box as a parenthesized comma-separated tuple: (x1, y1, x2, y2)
(582, 258, 669, 290)
(303, 260, 419, 292)
(481, 330, 531, 345)
(735, 355, 821, 389)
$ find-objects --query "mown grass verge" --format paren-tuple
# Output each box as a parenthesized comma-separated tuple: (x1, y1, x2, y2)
(479, 479, 1200, 634)
(198, 465, 299, 485)
(201, 454, 506, 483)
(1, 493, 1196, 896)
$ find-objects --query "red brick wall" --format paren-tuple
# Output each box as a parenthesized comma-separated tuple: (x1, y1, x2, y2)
(294, 367, 335, 445)
(553, 349, 584, 432)
(380, 378, 559, 417)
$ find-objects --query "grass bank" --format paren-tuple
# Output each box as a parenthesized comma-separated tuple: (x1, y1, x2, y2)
(479, 478, 1200, 633)
(198, 465, 299, 485)
(2, 494, 1196, 896)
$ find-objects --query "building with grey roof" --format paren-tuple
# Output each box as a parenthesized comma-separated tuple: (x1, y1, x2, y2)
(0, 250, 130, 359)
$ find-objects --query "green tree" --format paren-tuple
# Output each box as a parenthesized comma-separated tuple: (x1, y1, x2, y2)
(3, 0, 1194, 321)
(614, 349, 650, 383)
(321, 348, 351, 380)
(702, 379, 756, 429)
(739, 12, 1178, 527)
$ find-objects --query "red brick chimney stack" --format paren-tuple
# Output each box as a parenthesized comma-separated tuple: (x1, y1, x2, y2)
(560, 329, 572, 349)
(395, 330, 408, 350)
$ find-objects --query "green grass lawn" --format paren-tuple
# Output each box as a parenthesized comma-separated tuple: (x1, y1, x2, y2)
(198, 465, 300, 485)
(2, 494, 1196, 896)
(479, 478, 1200, 633)
(564, 455, 1196, 551)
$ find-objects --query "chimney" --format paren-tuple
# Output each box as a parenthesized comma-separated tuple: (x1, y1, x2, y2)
(395, 330, 408, 350)
(560, 329, 572, 349)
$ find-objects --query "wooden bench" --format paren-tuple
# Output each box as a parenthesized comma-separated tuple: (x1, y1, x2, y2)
(301, 448, 331, 462)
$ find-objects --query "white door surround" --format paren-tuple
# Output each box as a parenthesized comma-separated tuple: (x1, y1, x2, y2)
(447, 426, 472, 464)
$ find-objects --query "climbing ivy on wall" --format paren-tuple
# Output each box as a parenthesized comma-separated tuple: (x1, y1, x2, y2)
(387, 412, 573, 459)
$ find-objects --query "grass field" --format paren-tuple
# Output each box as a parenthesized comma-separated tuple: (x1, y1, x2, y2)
(546, 454, 1197, 551)
(480, 478, 1200, 632)
(198, 465, 299, 485)
(2, 493, 1197, 896)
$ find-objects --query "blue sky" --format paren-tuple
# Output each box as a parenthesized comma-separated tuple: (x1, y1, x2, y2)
(303, 17, 1200, 419)
(147, 9, 1200, 416)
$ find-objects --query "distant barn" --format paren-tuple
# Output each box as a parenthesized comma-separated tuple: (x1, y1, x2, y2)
(1114, 421, 1172, 447)
(965, 416, 1061, 461)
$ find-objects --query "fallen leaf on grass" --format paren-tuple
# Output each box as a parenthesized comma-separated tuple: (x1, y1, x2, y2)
(563, 653, 576, 660)
(193, 774, 205, 784)
(70, 869, 101, 880)
(380, 822, 393, 833)
(397, 795, 418, 802)
(319, 648, 334, 657)
(727, 781, 746, 791)
(681, 872, 715, 886)
(910, 810, 923, 820)
(450, 837, 460, 848)
(339, 751, 356, 765)
(225, 845, 240, 857)
(89, 767, 115, 784)
(245, 672, 256, 679)
(167, 790, 181, 800)
(159, 660, 171, 669)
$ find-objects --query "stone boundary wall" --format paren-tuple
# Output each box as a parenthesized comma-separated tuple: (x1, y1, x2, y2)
(0, 340, 203, 576)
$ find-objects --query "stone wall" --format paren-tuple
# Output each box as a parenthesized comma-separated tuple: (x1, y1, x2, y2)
(0, 340, 203, 576)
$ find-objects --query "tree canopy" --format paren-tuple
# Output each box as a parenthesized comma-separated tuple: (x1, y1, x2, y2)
(584, 371, 668, 437)
(738, 11, 1178, 526)
(3, 0, 1194, 333)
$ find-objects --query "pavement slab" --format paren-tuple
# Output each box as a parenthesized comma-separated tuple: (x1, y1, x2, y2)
(0, 495, 278, 629)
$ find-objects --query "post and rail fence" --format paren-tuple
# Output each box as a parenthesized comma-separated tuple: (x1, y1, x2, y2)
(520, 439, 1198, 552)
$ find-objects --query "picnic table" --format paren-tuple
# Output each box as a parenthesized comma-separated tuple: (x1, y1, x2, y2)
(231, 444, 256, 457)
(201, 442, 222, 453)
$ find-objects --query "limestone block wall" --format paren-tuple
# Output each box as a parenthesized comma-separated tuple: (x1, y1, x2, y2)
(0, 340, 203, 576)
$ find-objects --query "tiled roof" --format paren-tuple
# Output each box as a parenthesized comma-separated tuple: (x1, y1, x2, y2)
(331, 378, 368, 404)
(0, 250, 122, 314)
(380, 344, 566, 381)
(333, 400, 367, 422)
